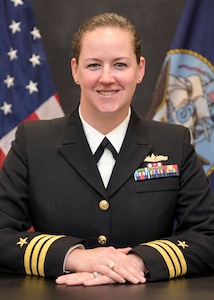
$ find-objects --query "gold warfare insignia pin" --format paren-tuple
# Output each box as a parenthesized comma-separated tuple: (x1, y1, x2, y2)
(144, 153, 169, 163)
(16, 237, 28, 248)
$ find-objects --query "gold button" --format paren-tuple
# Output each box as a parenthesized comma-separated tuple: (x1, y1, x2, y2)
(99, 200, 109, 211)
(98, 235, 107, 245)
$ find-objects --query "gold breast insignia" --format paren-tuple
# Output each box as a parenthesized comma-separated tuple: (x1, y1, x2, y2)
(144, 153, 169, 163)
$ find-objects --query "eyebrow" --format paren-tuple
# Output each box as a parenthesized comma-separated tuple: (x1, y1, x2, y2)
(84, 57, 130, 62)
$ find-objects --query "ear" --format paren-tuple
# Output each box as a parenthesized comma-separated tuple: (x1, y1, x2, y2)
(71, 58, 79, 84)
(137, 56, 146, 83)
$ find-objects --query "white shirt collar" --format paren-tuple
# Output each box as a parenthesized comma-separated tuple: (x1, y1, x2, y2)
(79, 106, 131, 154)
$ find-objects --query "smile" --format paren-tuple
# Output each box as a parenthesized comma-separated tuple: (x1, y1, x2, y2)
(97, 90, 118, 96)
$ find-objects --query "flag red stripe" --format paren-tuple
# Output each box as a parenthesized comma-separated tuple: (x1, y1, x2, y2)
(0, 149, 6, 168)
(24, 112, 40, 122)
(54, 93, 61, 105)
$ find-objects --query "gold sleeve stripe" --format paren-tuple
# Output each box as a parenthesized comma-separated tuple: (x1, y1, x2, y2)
(24, 234, 48, 275)
(31, 235, 54, 276)
(37, 235, 65, 276)
(24, 234, 65, 276)
(157, 240, 187, 275)
(153, 241, 181, 276)
(143, 242, 175, 278)
(141, 240, 187, 278)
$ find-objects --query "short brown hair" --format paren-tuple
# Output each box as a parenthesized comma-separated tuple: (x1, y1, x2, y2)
(72, 12, 142, 63)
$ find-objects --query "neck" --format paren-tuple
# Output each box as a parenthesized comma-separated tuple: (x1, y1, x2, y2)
(80, 106, 130, 135)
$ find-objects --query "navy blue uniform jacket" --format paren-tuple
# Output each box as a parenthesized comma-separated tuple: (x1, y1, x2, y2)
(0, 108, 214, 281)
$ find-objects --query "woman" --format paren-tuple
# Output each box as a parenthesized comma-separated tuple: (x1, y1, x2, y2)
(0, 13, 214, 286)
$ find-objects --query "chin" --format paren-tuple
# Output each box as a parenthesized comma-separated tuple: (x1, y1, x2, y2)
(98, 107, 119, 115)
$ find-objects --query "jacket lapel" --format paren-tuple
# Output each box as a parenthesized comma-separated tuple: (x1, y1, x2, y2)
(107, 111, 153, 197)
(58, 109, 108, 197)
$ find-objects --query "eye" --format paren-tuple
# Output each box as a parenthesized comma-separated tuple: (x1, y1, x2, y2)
(87, 63, 101, 69)
(114, 62, 127, 68)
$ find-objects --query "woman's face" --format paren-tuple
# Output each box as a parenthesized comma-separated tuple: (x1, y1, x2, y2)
(71, 27, 145, 122)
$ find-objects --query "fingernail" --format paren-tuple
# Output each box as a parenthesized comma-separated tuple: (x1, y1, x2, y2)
(133, 277, 140, 284)
(139, 275, 146, 283)
(55, 277, 62, 284)
(119, 278, 126, 283)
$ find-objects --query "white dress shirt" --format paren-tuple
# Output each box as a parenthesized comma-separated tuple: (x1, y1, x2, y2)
(79, 106, 131, 187)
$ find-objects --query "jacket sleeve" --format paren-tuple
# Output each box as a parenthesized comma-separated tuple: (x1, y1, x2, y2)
(132, 127, 214, 281)
(0, 123, 84, 278)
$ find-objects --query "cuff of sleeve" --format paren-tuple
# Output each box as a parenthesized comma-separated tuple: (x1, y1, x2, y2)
(132, 239, 187, 282)
(133, 244, 169, 281)
(24, 235, 85, 278)
(63, 244, 85, 273)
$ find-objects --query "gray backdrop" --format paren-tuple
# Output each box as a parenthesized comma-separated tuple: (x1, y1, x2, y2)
(31, 0, 186, 117)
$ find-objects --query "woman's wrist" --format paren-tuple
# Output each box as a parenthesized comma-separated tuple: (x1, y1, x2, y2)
(64, 245, 85, 272)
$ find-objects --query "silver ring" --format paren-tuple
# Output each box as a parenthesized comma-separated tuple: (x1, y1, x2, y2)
(93, 271, 100, 278)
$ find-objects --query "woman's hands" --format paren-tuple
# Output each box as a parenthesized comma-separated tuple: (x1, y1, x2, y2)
(56, 246, 147, 286)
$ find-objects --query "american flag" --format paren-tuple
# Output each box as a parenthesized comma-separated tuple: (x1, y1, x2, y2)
(0, 0, 64, 167)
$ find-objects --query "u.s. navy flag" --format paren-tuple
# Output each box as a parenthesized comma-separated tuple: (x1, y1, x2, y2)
(0, 0, 64, 167)
(147, 0, 214, 191)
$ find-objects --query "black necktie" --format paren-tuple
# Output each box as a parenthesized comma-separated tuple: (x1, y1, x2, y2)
(94, 137, 118, 163)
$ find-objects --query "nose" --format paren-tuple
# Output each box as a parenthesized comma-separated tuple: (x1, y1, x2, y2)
(99, 66, 115, 84)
